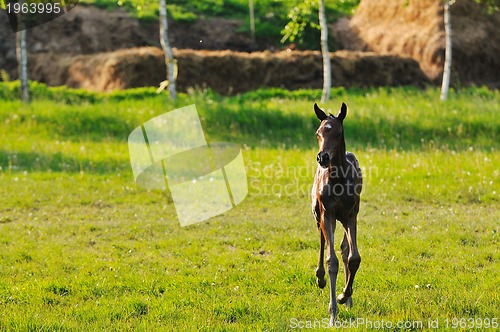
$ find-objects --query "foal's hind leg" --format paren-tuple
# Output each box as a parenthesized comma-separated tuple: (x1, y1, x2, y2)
(340, 234, 348, 284)
(337, 215, 361, 306)
(340, 233, 353, 308)
(316, 228, 326, 289)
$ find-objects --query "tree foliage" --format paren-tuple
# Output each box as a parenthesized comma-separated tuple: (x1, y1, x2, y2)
(280, 0, 319, 45)
(280, 0, 359, 50)
(474, 0, 499, 13)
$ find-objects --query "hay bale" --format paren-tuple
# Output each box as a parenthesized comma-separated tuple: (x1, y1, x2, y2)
(29, 47, 166, 91)
(28, 47, 428, 94)
(333, 0, 500, 86)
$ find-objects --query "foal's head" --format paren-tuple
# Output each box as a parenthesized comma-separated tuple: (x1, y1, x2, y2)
(314, 102, 347, 168)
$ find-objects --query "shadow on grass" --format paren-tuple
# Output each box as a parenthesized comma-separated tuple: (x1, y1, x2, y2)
(199, 103, 497, 151)
(199, 103, 318, 149)
(2, 82, 498, 150)
(0, 150, 130, 174)
(34, 112, 135, 143)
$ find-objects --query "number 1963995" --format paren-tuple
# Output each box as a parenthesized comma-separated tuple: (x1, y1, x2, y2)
(6, 1, 62, 14)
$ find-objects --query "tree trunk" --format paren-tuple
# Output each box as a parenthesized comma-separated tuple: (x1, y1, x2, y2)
(16, 3, 29, 103)
(249, 0, 255, 41)
(440, 0, 452, 101)
(159, 0, 176, 99)
(318, 0, 331, 103)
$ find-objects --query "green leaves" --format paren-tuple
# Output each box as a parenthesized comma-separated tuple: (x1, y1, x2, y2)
(474, 0, 500, 13)
(280, 0, 319, 45)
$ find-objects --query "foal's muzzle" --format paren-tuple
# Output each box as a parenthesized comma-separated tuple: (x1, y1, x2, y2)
(317, 152, 330, 168)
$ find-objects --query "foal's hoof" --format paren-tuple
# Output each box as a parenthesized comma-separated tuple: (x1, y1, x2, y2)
(337, 293, 352, 307)
(328, 304, 338, 327)
(316, 278, 326, 289)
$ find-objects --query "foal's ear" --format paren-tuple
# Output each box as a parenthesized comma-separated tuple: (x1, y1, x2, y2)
(337, 102, 347, 123)
(314, 103, 328, 121)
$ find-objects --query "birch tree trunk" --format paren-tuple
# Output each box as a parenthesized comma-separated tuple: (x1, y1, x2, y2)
(318, 0, 331, 103)
(440, 0, 452, 101)
(249, 0, 255, 41)
(159, 0, 176, 99)
(16, 3, 29, 103)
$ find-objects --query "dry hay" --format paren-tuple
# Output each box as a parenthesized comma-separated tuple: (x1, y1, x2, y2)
(28, 47, 429, 94)
(333, 0, 500, 86)
(29, 48, 167, 91)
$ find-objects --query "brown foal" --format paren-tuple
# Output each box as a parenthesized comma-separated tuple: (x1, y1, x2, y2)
(311, 102, 362, 325)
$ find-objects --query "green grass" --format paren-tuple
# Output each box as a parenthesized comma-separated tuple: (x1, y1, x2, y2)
(0, 83, 499, 330)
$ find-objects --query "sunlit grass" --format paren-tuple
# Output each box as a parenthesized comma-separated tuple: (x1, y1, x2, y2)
(0, 84, 498, 330)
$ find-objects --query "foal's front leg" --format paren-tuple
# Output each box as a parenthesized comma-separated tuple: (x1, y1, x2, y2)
(323, 210, 339, 325)
(314, 199, 326, 289)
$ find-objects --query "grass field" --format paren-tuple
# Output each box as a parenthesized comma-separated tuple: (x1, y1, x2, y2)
(0, 84, 499, 331)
